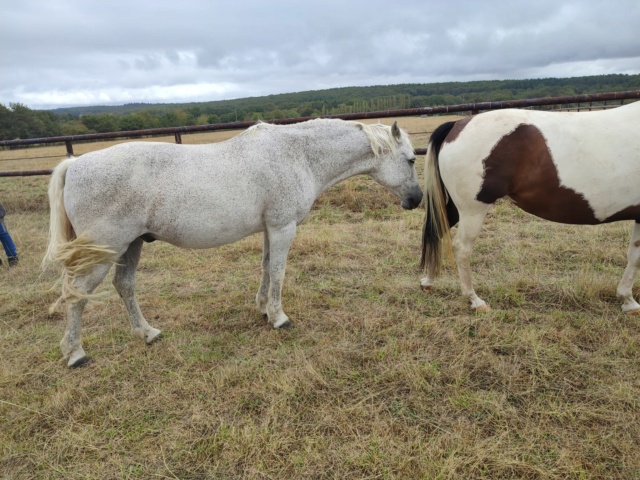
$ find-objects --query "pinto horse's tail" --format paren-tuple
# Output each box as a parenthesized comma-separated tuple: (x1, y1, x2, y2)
(420, 121, 458, 275)
(43, 157, 117, 312)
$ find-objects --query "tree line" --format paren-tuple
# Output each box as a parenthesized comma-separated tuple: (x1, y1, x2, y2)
(2, 74, 639, 141)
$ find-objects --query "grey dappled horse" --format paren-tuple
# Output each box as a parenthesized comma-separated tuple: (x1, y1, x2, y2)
(44, 119, 422, 367)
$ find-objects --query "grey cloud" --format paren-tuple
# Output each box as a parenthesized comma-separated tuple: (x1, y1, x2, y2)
(1, 0, 639, 108)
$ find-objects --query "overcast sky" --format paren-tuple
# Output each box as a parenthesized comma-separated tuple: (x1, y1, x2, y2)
(2, 0, 639, 110)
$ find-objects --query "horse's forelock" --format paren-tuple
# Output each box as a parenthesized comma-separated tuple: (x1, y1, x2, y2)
(360, 122, 402, 159)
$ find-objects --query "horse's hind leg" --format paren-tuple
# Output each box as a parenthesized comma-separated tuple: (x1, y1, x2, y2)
(454, 206, 491, 311)
(113, 238, 162, 343)
(616, 222, 640, 314)
(61, 264, 111, 367)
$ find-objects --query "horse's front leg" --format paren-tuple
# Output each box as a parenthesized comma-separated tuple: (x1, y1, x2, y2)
(454, 210, 490, 311)
(616, 221, 640, 314)
(420, 264, 437, 292)
(264, 222, 296, 328)
(256, 233, 270, 317)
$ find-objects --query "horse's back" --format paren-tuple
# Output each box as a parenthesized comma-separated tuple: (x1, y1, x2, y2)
(63, 142, 265, 246)
(61, 137, 320, 248)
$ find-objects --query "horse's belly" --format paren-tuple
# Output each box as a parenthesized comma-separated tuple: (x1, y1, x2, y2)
(152, 216, 264, 249)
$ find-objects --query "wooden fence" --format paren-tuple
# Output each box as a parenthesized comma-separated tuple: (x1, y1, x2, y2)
(1, 90, 639, 177)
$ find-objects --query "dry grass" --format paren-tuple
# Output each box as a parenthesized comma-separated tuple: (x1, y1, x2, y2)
(2, 115, 640, 479)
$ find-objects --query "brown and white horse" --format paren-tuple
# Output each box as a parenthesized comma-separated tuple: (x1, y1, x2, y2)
(420, 100, 640, 313)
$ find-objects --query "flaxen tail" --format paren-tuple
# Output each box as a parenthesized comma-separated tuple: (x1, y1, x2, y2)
(420, 121, 458, 276)
(43, 157, 117, 312)
(43, 157, 77, 267)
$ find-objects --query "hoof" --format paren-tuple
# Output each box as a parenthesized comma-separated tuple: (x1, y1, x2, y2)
(626, 308, 640, 316)
(69, 355, 91, 368)
(145, 328, 163, 344)
(275, 319, 293, 329)
(474, 304, 491, 313)
(421, 285, 433, 293)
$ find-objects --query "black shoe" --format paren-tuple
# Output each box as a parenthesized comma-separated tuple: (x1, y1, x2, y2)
(7, 256, 18, 267)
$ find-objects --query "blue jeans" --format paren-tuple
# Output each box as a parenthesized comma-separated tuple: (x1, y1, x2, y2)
(0, 219, 18, 261)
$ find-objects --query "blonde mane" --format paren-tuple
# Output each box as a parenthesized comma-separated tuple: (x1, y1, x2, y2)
(240, 118, 403, 159)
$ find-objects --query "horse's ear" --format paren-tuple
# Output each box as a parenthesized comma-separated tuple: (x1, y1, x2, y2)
(392, 121, 401, 141)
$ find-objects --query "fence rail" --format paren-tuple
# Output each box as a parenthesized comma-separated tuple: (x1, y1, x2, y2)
(2, 90, 639, 177)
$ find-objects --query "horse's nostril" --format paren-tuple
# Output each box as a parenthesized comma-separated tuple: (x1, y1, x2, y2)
(402, 195, 421, 210)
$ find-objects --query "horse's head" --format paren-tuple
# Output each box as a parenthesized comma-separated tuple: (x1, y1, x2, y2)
(365, 122, 423, 210)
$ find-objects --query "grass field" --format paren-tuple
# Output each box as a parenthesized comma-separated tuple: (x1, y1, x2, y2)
(1, 116, 639, 479)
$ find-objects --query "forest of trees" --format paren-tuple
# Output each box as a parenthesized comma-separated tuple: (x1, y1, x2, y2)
(1, 74, 639, 141)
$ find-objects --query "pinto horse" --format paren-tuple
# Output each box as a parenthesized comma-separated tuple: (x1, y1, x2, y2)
(44, 119, 422, 367)
(420, 101, 640, 312)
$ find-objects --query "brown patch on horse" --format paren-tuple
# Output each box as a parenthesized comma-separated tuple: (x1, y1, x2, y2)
(603, 205, 640, 223)
(476, 124, 603, 224)
(444, 117, 472, 144)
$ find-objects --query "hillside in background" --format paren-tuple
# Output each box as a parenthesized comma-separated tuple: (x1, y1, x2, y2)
(1, 74, 639, 140)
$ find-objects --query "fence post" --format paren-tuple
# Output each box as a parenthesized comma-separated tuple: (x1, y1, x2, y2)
(65, 140, 74, 158)
(174, 133, 182, 144)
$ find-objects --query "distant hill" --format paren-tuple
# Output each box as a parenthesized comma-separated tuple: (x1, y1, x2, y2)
(50, 74, 640, 118)
(2, 74, 640, 140)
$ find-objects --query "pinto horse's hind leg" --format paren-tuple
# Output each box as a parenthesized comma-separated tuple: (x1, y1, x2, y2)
(113, 238, 162, 343)
(616, 222, 640, 314)
(454, 206, 492, 311)
(61, 263, 112, 367)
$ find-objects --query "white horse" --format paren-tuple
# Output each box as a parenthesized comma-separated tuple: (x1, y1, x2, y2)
(44, 119, 422, 367)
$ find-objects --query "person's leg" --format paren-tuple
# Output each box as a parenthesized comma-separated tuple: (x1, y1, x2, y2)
(0, 218, 19, 266)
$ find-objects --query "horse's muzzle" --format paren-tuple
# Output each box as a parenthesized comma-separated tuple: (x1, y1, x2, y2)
(401, 188, 423, 210)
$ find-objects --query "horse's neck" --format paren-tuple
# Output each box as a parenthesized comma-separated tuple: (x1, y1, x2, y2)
(306, 128, 374, 193)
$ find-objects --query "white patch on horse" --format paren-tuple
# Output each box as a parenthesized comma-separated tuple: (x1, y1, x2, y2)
(537, 103, 640, 221)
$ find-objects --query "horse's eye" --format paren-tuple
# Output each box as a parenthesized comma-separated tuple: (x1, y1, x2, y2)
(408, 158, 416, 165)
